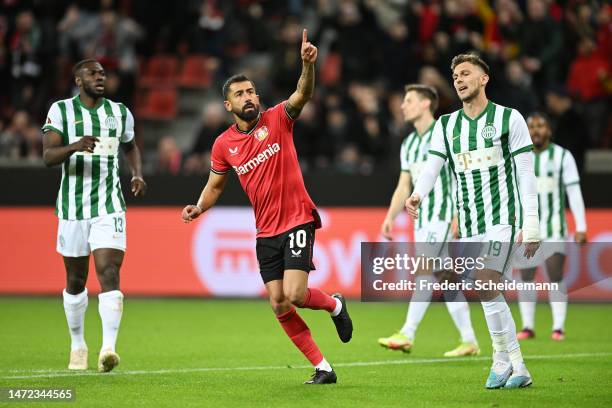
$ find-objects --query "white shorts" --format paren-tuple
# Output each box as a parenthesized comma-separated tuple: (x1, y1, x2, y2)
(57, 212, 126, 257)
(414, 220, 452, 269)
(512, 238, 567, 270)
(459, 224, 518, 276)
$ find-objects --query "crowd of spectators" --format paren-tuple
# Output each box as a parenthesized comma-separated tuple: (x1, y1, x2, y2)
(0, 0, 610, 175)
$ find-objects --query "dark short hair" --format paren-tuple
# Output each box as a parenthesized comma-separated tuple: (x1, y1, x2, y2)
(450, 53, 490, 75)
(404, 84, 439, 114)
(73, 59, 101, 76)
(527, 111, 551, 126)
(222, 74, 255, 99)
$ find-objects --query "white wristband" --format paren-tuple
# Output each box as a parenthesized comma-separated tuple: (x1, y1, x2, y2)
(522, 215, 540, 242)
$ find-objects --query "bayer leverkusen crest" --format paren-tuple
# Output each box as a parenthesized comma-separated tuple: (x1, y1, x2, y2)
(254, 126, 269, 141)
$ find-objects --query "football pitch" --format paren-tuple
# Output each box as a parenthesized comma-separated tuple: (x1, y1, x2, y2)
(1, 298, 611, 407)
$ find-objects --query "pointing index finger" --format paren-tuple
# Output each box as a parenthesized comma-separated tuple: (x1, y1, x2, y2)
(302, 28, 307, 44)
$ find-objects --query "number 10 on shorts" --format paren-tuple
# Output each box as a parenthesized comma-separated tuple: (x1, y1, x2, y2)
(288, 230, 307, 249)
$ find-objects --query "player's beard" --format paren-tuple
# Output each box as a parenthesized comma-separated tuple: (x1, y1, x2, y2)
(459, 86, 480, 103)
(235, 103, 260, 122)
(532, 134, 549, 150)
(83, 82, 105, 99)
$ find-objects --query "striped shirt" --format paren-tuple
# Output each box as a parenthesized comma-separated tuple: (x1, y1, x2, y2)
(400, 122, 454, 228)
(42, 95, 135, 220)
(533, 143, 580, 239)
(428, 101, 533, 238)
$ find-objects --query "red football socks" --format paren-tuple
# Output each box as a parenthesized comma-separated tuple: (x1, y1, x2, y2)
(302, 288, 336, 312)
(277, 307, 323, 366)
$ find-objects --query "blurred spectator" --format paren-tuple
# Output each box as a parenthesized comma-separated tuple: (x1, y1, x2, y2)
(293, 102, 332, 170)
(156, 136, 182, 175)
(0, 110, 29, 159)
(381, 20, 416, 89)
(325, 108, 351, 150)
(490, 0, 523, 60)
(9, 10, 43, 115)
(332, 0, 383, 82)
(271, 18, 303, 101)
(418, 66, 457, 113)
(23, 124, 42, 160)
(520, 0, 563, 90)
(438, 0, 485, 56)
(546, 86, 587, 171)
(191, 0, 227, 57)
(490, 59, 538, 116)
(183, 103, 228, 175)
(88, 10, 144, 107)
(57, 4, 99, 60)
(566, 36, 611, 147)
(335, 143, 360, 174)
(596, 3, 612, 65)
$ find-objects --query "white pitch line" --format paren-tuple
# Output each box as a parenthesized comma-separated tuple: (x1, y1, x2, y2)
(2, 352, 611, 380)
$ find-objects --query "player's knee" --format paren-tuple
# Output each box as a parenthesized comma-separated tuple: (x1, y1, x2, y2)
(98, 264, 120, 291)
(477, 289, 502, 302)
(66, 276, 86, 293)
(435, 270, 454, 283)
(286, 289, 305, 307)
(521, 268, 536, 282)
(270, 299, 290, 315)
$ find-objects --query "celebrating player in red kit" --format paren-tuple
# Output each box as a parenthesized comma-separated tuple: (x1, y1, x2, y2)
(181, 29, 352, 385)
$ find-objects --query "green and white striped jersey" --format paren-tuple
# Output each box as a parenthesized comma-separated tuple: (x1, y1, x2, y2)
(42, 95, 135, 220)
(428, 101, 533, 238)
(400, 122, 454, 228)
(533, 143, 580, 239)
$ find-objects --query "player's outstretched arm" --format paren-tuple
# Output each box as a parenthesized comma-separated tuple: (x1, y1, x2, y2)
(405, 154, 445, 219)
(382, 171, 412, 240)
(182, 171, 229, 223)
(42, 131, 98, 167)
(121, 140, 147, 197)
(567, 183, 587, 244)
(286, 28, 317, 120)
(562, 152, 587, 244)
(514, 151, 540, 257)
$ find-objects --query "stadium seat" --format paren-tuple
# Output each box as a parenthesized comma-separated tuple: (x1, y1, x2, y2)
(178, 55, 212, 89)
(137, 88, 178, 121)
(139, 55, 179, 88)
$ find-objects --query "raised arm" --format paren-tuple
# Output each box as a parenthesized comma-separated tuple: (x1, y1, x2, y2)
(286, 28, 318, 120)
(182, 171, 229, 223)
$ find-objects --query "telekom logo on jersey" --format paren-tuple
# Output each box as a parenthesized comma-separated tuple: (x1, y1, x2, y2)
(233, 143, 281, 175)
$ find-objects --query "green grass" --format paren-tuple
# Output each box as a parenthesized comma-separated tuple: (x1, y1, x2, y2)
(1, 298, 611, 407)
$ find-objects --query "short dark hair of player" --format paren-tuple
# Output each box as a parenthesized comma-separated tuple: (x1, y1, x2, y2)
(450, 53, 490, 75)
(404, 84, 439, 114)
(222, 74, 256, 100)
(73, 59, 100, 76)
(527, 111, 552, 126)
